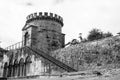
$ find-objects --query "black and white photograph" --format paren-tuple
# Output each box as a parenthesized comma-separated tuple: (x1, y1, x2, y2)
(0, 0, 120, 80)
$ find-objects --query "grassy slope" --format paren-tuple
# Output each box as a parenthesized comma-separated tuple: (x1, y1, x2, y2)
(52, 35, 120, 71)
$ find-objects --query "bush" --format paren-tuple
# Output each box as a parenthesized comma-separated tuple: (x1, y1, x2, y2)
(87, 28, 113, 41)
(87, 28, 103, 41)
(103, 32, 113, 38)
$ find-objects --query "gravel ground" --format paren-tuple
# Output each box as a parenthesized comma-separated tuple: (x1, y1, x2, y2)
(7, 68, 120, 80)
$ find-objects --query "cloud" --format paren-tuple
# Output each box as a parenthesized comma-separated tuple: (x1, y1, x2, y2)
(25, 2, 34, 6)
(54, 0, 64, 4)
(53, 0, 79, 5)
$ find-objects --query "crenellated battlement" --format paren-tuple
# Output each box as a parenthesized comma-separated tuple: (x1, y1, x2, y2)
(26, 12, 64, 26)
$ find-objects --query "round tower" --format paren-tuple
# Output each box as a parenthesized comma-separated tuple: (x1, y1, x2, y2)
(22, 12, 65, 53)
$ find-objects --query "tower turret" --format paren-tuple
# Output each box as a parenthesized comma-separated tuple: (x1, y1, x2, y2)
(22, 12, 65, 53)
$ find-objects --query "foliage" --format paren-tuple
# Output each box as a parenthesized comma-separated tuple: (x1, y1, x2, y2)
(87, 28, 103, 41)
(84, 56, 93, 64)
(103, 32, 113, 38)
(87, 28, 113, 41)
(52, 35, 120, 71)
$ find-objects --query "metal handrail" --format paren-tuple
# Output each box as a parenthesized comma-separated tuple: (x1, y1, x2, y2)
(5, 38, 32, 50)
(5, 41, 24, 50)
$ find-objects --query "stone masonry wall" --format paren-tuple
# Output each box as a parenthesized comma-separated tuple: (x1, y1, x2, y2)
(24, 20, 65, 53)
(2, 48, 46, 77)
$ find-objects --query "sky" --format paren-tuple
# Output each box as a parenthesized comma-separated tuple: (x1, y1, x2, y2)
(0, 0, 120, 48)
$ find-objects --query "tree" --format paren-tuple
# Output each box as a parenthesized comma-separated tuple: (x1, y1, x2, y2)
(87, 28, 113, 41)
(87, 28, 103, 41)
(103, 32, 113, 38)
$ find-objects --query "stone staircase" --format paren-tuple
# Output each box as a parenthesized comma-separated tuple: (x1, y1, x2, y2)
(25, 46, 77, 72)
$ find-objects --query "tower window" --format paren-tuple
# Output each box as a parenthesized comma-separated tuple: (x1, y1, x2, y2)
(24, 32, 29, 46)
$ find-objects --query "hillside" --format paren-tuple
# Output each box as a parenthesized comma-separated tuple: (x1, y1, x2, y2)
(52, 35, 120, 71)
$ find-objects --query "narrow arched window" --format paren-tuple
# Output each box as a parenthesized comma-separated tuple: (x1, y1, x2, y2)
(25, 56, 32, 76)
(18, 58, 24, 77)
(13, 59, 18, 77)
(8, 54, 14, 77)
(3, 62, 8, 77)
(24, 32, 29, 46)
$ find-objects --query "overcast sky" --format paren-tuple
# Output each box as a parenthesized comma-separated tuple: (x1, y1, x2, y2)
(0, 0, 120, 48)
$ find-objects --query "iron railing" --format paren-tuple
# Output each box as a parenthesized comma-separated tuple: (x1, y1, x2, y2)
(5, 41, 24, 50)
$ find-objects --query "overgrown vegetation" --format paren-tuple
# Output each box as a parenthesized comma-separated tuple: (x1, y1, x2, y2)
(53, 35, 120, 71)
(66, 28, 113, 46)
(87, 28, 113, 41)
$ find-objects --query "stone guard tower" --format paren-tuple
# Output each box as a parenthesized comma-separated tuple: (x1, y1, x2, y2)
(22, 12, 65, 54)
